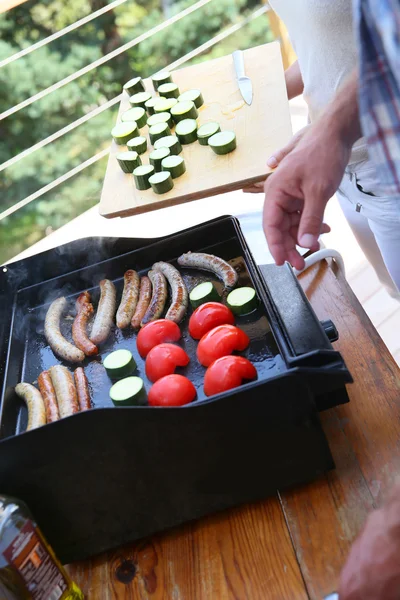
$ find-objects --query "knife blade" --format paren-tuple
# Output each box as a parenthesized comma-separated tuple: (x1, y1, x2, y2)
(232, 50, 253, 105)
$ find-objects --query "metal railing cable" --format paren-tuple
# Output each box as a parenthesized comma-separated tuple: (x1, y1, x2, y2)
(0, 0, 130, 70)
(0, 0, 213, 122)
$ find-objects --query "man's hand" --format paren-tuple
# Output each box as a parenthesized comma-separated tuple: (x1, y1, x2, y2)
(339, 482, 400, 599)
(263, 120, 349, 270)
(243, 127, 310, 193)
(263, 71, 362, 270)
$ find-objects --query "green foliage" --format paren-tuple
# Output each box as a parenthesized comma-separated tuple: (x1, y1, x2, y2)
(0, 0, 271, 264)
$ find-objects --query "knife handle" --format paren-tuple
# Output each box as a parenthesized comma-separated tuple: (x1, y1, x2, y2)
(233, 50, 245, 79)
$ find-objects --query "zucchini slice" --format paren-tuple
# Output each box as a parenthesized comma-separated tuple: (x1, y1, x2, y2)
(170, 100, 198, 123)
(147, 112, 173, 129)
(110, 376, 147, 406)
(104, 349, 137, 379)
(149, 122, 171, 145)
(121, 106, 147, 128)
(189, 281, 220, 308)
(152, 70, 172, 91)
(161, 155, 186, 179)
(154, 135, 182, 155)
(197, 122, 221, 145)
(145, 96, 166, 115)
(149, 147, 171, 171)
(116, 151, 141, 173)
(127, 136, 147, 155)
(154, 97, 178, 114)
(175, 119, 198, 144)
(123, 76, 145, 95)
(178, 89, 204, 108)
(112, 122, 139, 145)
(133, 164, 155, 190)
(208, 131, 237, 155)
(158, 82, 180, 99)
(129, 91, 153, 109)
(149, 171, 174, 194)
(227, 287, 258, 315)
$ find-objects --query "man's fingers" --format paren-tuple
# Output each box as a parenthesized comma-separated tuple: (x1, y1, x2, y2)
(242, 182, 265, 194)
(298, 195, 327, 249)
(267, 140, 296, 168)
(267, 127, 309, 169)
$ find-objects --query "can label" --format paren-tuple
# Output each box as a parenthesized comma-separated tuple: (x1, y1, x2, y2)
(3, 521, 69, 600)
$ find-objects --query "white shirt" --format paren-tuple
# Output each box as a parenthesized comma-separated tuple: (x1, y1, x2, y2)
(269, 0, 368, 166)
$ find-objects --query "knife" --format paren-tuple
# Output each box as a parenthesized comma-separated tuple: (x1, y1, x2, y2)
(232, 50, 253, 105)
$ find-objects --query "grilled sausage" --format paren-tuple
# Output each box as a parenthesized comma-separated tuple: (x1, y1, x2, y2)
(177, 252, 238, 289)
(131, 276, 152, 330)
(116, 270, 140, 329)
(74, 367, 91, 411)
(44, 297, 85, 363)
(72, 292, 98, 356)
(49, 365, 79, 418)
(38, 371, 60, 423)
(90, 279, 117, 345)
(15, 383, 46, 431)
(152, 262, 188, 323)
(141, 270, 167, 327)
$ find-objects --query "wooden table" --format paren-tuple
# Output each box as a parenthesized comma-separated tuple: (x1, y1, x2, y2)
(67, 260, 400, 600)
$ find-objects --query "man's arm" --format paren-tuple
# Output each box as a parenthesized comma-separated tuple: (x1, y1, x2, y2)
(285, 60, 304, 100)
(339, 480, 400, 599)
(263, 70, 361, 269)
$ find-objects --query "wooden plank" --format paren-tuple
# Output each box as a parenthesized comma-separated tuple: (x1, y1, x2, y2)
(99, 42, 292, 218)
(279, 261, 400, 599)
(68, 497, 309, 599)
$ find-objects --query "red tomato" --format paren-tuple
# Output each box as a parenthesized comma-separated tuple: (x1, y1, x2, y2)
(145, 343, 190, 382)
(137, 319, 181, 358)
(197, 325, 250, 367)
(204, 356, 257, 396)
(189, 302, 235, 340)
(148, 374, 196, 407)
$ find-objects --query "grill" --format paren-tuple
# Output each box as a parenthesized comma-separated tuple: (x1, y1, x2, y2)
(0, 216, 352, 563)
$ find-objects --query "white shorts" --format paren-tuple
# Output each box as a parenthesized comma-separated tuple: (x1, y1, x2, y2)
(337, 161, 400, 298)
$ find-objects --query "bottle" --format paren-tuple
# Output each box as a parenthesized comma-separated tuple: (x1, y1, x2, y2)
(0, 494, 84, 599)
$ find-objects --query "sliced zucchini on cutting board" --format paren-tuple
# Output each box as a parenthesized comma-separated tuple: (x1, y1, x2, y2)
(130, 91, 153, 109)
(127, 136, 147, 155)
(112, 122, 139, 145)
(197, 122, 221, 145)
(149, 171, 174, 194)
(110, 376, 147, 406)
(104, 349, 137, 379)
(158, 82, 180, 99)
(123, 76, 145, 95)
(121, 106, 147, 128)
(146, 96, 165, 115)
(154, 135, 182, 155)
(149, 147, 171, 171)
(152, 70, 172, 91)
(175, 119, 197, 144)
(154, 97, 178, 114)
(208, 131, 237, 155)
(117, 151, 141, 173)
(147, 112, 173, 129)
(171, 100, 198, 123)
(149, 122, 171, 145)
(178, 89, 204, 108)
(133, 164, 155, 190)
(161, 155, 186, 179)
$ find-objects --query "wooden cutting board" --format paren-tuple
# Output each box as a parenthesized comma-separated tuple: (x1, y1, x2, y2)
(99, 42, 292, 219)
